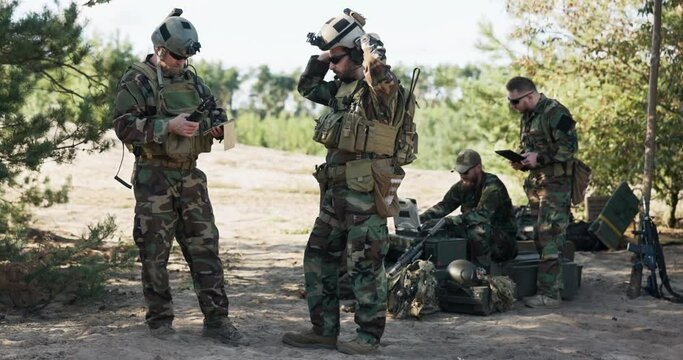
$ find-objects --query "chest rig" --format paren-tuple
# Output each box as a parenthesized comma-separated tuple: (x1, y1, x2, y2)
(312, 80, 399, 157)
(129, 62, 212, 160)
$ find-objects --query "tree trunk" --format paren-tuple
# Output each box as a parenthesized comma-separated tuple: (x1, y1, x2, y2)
(643, 0, 662, 208)
(669, 189, 680, 228)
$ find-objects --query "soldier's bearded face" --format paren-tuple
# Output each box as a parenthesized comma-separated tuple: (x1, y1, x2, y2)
(459, 165, 482, 190)
(329, 47, 360, 82)
(159, 50, 187, 75)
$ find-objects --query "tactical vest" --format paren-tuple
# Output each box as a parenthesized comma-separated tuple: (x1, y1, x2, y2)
(312, 80, 398, 157)
(128, 62, 212, 160)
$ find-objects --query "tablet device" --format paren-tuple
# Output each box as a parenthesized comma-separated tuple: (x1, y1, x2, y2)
(495, 149, 525, 163)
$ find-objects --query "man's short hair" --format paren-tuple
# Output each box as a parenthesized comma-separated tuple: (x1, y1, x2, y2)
(506, 76, 537, 93)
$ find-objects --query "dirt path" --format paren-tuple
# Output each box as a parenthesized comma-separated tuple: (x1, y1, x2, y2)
(1, 141, 682, 359)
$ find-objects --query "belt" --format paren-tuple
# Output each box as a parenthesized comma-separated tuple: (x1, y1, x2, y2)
(324, 164, 346, 181)
(137, 157, 196, 170)
(530, 162, 567, 177)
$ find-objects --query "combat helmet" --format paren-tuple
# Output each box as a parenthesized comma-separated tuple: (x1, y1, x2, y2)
(151, 8, 201, 58)
(447, 259, 480, 287)
(307, 8, 366, 51)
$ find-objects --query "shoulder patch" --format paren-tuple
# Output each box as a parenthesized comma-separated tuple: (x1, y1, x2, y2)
(556, 114, 575, 133)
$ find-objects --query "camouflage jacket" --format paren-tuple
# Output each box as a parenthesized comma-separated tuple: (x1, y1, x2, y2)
(112, 55, 213, 148)
(297, 39, 399, 164)
(420, 173, 517, 239)
(518, 94, 578, 171)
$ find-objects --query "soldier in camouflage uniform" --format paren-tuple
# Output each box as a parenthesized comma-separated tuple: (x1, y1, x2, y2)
(282, 9, 401, 355)
(112, 9, 247, 345)
(506, 76, 578, 308)
(419, 149, 518, 267)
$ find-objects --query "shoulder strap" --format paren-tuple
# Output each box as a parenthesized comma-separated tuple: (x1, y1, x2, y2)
(130, 62, 159, 100)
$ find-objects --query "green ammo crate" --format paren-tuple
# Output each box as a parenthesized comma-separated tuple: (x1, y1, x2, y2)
(588, 182, 639, 250)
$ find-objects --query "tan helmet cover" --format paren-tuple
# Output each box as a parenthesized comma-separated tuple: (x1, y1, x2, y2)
(307, 8, 366, 50)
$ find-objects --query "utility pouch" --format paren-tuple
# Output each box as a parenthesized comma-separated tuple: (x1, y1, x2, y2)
(371, 158, 405, 218)
(337, 112, 364, 152)
(312, 112, 343, 148)
(345, 158, 374, 193)
(365, 122, 399, 156)
(571, 158, 592, 205)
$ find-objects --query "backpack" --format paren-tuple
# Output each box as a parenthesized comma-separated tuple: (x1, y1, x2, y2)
(392, 68, 420, 166)
(387, 259, 438, 319)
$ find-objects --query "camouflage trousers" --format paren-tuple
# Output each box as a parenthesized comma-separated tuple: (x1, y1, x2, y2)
(524, 173, 571, 298)
(132, 164, 230, 327)
(304, 184, 389, 345)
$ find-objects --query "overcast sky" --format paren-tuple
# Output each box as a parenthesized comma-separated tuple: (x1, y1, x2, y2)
(18, 0, 515, 72)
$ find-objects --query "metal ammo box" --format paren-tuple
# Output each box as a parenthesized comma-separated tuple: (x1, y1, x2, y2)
(423, 236, 468, 282)
(504, 252, 583, 300)
(438, 281, 493, 315)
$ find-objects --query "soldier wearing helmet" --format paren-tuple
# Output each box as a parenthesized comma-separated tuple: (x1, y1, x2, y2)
(112, 9, 246, 345)
(419, 149, 518, 268)
(282, 9, 402, 355)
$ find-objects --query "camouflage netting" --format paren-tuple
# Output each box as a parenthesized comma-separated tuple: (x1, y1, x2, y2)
(487, 275, 516, 312)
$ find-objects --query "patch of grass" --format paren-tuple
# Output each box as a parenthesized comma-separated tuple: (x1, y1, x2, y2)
(283, 227, 311, 235)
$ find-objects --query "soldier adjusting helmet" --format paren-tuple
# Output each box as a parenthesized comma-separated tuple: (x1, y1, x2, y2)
(151, 8, 201, 58)
(307, 8, 366, 51)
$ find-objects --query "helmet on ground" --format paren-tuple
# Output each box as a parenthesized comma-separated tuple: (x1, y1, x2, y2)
(447, 259, 479, 286)
(307, 8, 366, 51)
(151, 8, 201, 58)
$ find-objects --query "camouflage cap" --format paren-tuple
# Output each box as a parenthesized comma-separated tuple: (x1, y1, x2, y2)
(452, 149, 481, 173)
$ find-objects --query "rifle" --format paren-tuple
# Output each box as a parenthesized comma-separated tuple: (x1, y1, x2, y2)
(626, 198, 683, 302)
(387, 217, 446, 278)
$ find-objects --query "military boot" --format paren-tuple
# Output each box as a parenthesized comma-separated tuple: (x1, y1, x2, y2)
(202, 317, 250, 346)
(336, 338, 379, 355)
(149, 323, 180, 341)
(282, 329, 337, 349)
(522, 294, 561, 308)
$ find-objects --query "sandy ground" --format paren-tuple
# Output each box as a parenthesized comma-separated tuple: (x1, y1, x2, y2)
(1, 139, 683, 360)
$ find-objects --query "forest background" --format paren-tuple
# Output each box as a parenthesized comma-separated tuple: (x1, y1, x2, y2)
(1, 0, 682, 305)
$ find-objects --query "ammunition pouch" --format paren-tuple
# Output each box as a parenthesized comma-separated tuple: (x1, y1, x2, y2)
(312, 112, 343, 148)
(313, 111, 398, 156)
(371, 158, 405, 218)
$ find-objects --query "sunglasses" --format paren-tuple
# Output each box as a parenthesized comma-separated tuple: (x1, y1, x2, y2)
(508, 91, 534, 105)
(168, 51, 187, 61)
(330, 53, 348, 64)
